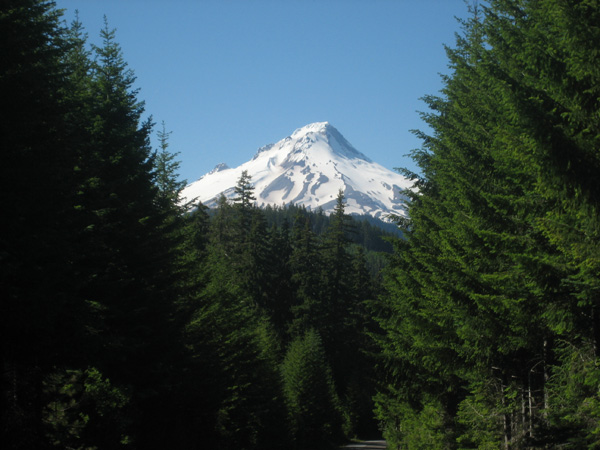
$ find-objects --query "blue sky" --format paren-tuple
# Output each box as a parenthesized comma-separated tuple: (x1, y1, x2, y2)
(55, 0, 470, 184)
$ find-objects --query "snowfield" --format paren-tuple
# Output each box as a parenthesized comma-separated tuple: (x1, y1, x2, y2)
(181, 122, 411, 219)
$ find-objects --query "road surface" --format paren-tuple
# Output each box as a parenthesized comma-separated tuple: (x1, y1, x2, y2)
(344, 440, 386, 449)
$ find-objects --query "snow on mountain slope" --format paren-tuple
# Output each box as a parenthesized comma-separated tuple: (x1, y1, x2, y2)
(181, 122, 411, 219)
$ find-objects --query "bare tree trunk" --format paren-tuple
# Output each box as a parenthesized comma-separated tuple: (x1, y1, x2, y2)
(528, 372, 534, 438)
(504, 413, 511, 450)
(521, 386, 527, 440)
(593, 305, 600, 358)
(527, 359, 545, 439)
(501, 376, 511, 450)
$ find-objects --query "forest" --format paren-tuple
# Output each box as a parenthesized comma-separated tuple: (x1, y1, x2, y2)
(1, 1, 600, 449)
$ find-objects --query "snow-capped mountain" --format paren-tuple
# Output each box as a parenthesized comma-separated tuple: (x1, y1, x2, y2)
(181, 122, 411, 219)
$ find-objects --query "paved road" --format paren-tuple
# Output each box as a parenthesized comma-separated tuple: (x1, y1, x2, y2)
(344, 440, 386, 449)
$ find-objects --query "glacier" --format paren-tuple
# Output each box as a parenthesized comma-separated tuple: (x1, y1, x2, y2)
(181, 122, 411, 220)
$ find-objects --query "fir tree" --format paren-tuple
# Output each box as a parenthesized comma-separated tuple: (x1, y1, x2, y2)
(75, 18, 182, 447)
(0, 1, 85, 447)
(154, 120, 187, 208)
(289, 211, 323, 337)
(374, 1, 600, 448)
(281, 329, 344, 449)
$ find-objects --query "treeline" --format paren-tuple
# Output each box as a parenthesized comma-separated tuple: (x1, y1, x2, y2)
(260, 204, 399, 280)
(373, 1, 600, 449)
(261, 203, 400, 254)
(0, 3, 381, 449)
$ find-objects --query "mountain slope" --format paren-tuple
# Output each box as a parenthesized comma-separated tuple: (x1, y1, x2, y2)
(181, 122, 411, 219)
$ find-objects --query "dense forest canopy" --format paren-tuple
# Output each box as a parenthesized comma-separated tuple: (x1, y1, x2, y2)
(1, 1, 599, 450)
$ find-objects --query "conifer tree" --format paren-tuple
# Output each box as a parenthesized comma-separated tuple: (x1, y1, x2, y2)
(71, 18, 182, 447)
(154, 120, 187, 208)
(481, 2, 600, 446)
(319, 190, 354, 346)
(263, 221, 296, 342)
(0, 2, 87, 447)
(374, 1, 600, 448)
(289, 211, 323, 337)
(233, 169, 257, 244)
(183, 174, 288, 449)
(281, 329, 344, 449)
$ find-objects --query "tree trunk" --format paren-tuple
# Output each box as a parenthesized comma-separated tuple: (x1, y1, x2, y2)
(501, 375, 511, 450)
(528, 371, 534, 438)
(543, 340, 550, 416)
(521, 386, 527, 440)
(593, 305, 600, 358)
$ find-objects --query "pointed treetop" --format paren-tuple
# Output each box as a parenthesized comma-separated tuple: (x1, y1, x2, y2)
(233, 170, 256, 209)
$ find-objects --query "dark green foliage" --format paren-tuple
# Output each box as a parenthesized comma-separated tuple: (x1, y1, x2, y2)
(42, 367, 132, 449)
(181, 260, 287, 450)
(281, 329, 344, 449)
(2, 4, 182, 448)
(0, 1, 89, 447)
(263, 203, 399, 253)
(374, 1, 600, 449)
(288, 210, 325, 336)
(544, 341, 600, 448)
(318, 191, 358, 379)
(154, 120, 187, 208)
(71, 20, 184, 449)
(0, 2, 387, 449)
(262, 221, 296, 342)
(198, 179, 382, 444)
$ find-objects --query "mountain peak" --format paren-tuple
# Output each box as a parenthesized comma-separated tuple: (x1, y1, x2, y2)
(282, 121, 371, 162)
(210, 162, 229, 173)
(182, 123, 411, 220)
(291, 121, 331, 137)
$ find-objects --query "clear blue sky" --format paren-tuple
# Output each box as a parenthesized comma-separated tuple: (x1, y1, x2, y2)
(55, 0, 470, 184)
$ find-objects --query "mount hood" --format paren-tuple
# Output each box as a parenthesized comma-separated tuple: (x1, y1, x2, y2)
(181, 122, 411, 219)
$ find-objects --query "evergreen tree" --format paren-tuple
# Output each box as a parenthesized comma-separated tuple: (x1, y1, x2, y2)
(281, 329, 344, 449)
(374, 1, 600, 448)
(289, 211, 323, 337)
(154, 120, 187, 208)
(183, 174, 288, 449)
(71, 18, 182, 447)
(182, 258, 286, 450)
(223, 171, 274, 311)
(481, 2, 600, 446)
(210, 193, 235, 251)
(344, 246, 380, 437)
(319, 190, 355, 348)
(263, 221, 296, 342)
(232, 169, 257, 246)
(298, 190, 376, 437)
(0, 2, 86, 447)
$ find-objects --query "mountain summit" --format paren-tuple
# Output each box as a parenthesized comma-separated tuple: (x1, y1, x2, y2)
(181, 122, 411, 219)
